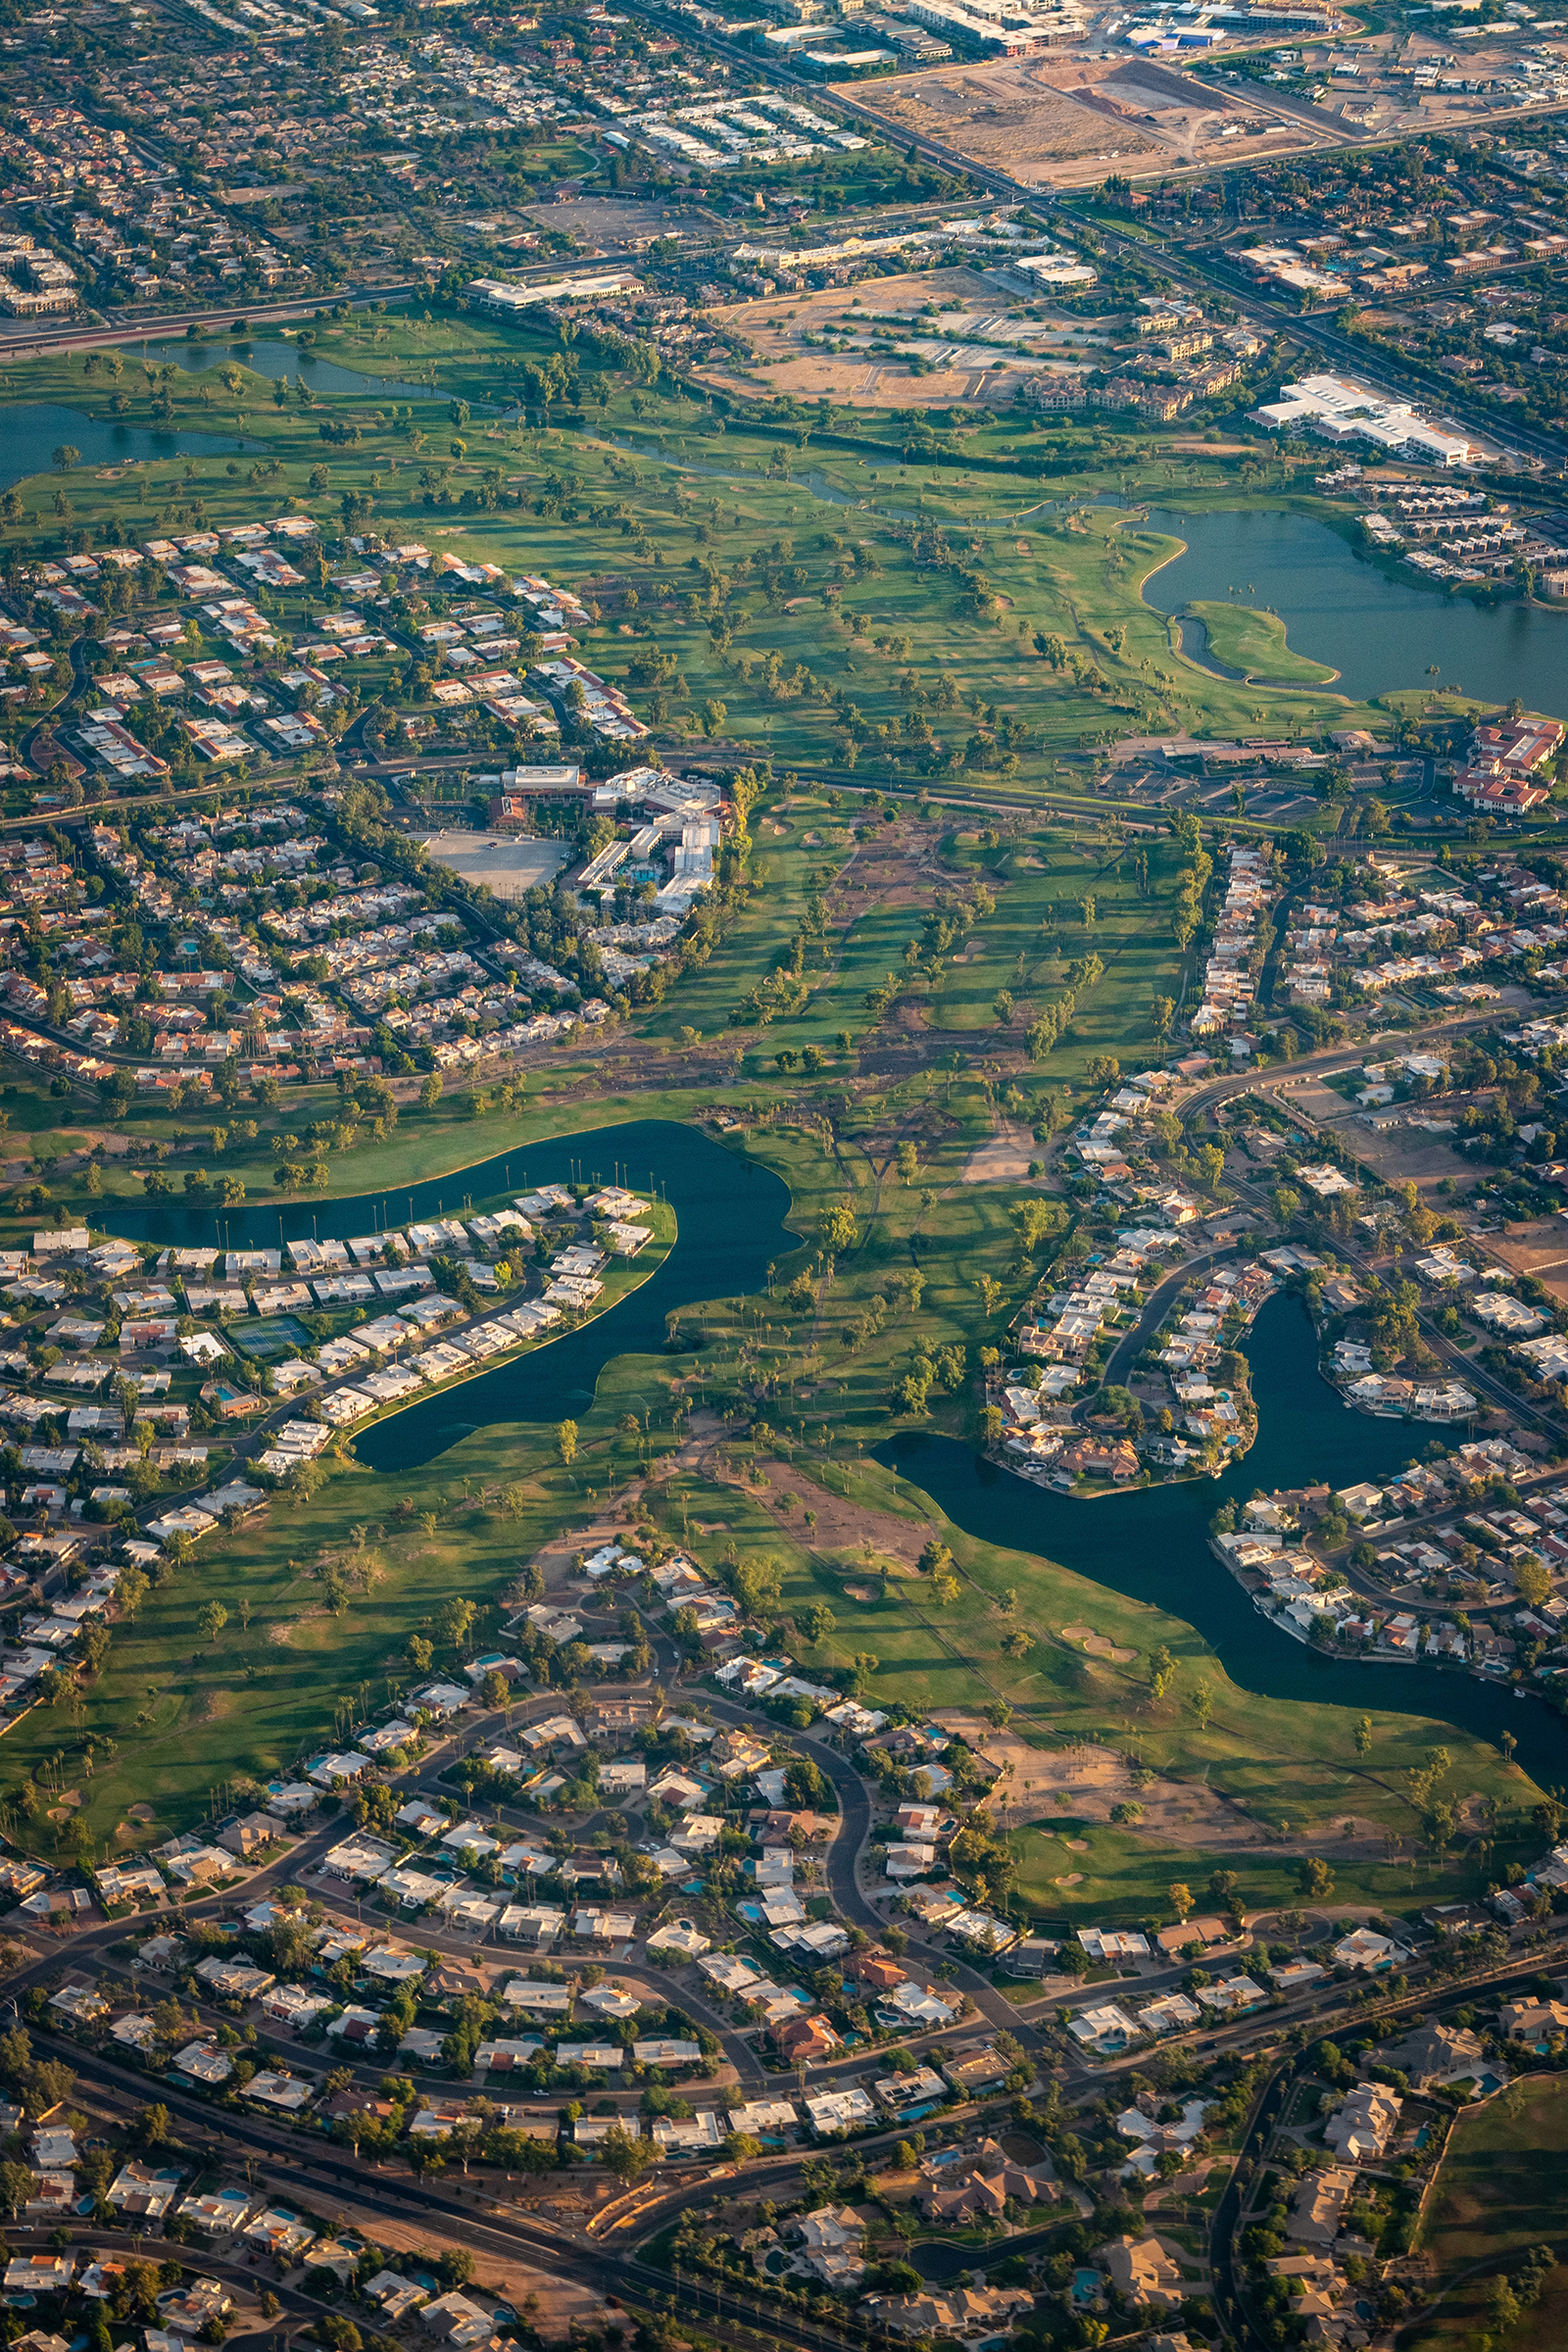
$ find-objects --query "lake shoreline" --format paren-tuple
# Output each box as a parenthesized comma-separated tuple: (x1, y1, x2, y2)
(877, 1290, 1568, 1787)
(1138, 504, 1568, 714)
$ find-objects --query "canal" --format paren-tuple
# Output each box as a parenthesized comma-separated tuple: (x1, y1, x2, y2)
(101, 1117, 796, 1474)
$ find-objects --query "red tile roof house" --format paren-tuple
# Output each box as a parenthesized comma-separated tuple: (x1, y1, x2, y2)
(773, 2014, 841, 2064)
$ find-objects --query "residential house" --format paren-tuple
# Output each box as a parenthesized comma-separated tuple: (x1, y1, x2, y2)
(774, 2014, 841, 2064)
(1324, 2082, 1401, 2164)
(917, 2140, 1057, 2223)
(1288, 2168, 1356, 2247)
(1497, 1996, 1568, 2041)
(861, 2284, 1034, 2341)
(1098, 2235, 1185, 2311)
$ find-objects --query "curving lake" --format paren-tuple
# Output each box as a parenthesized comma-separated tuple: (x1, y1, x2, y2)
(1138, 505, 1568, 715)
(101, 1117, 796, 1474)
(878, 1290, 1568, 1787)
(105, 1125, 1568, 1777)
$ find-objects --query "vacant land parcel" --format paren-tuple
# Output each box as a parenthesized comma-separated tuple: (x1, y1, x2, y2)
(841, 55, 1325, 186)
(840, 58, 1164, 186)
(693, 267, 1108, 412)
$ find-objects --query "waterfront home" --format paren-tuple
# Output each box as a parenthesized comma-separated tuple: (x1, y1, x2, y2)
(917, 2142, 1057, 2224)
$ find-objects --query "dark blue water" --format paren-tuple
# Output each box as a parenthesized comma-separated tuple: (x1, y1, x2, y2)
(1139, 506, 1568, 714)
(100, 1122, 691, 1255)
(878, 1291, 1568, 1787)
(100, 1118, 795, 1473)
(0, 404, 253, 495)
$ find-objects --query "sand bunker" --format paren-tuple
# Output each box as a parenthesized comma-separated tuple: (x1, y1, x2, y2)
(1055, 1873, 1084, 1886)
(964, 1118, 1045, 1186)
(1062, 1624, 1139, 1661)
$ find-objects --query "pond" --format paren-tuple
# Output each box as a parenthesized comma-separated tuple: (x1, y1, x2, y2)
(875, 1290, 1568, 1787)
(0, 403, 254, 496)
(127, 335, 452, 404)
(1138, 505, 1568, 715)
(99, 1117, 795, 1474)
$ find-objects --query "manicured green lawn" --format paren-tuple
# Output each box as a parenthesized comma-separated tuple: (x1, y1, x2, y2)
(1408, 2078, 1568, 2352)
(0, 312, 1547, 1884)
(1187, 601, 1338, 686)
(926, 826, 1182, 1081)
(1011, 1814, 1487, 1929)
(1, 322, 1399, 817)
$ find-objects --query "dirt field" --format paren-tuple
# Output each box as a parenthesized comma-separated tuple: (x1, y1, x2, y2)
(841, 57, 1165, 184)
(933, 1705, 1388, 1854)
(963, 1114, 1048, 1186)
(738, 1451, 939, 1572)
(838, 48, 1439, 183)
(263, 2150, 616, 2340)
(693, 265, 1104, 412)
(1481, 1218, 1568, 1307)
(834, 54, 1312, 187)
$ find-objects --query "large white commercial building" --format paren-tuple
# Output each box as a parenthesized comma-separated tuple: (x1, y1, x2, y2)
(1250, 372, 1477, 466)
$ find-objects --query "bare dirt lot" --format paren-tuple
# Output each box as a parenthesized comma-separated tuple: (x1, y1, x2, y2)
(829, 811, 955, 922)
(1481, 1218, 1568, 1307)
(963, 1115, 1046, 1186)
(728, 1452, 938, 1572)
(936, 1706, 1390, 1857)
(840, 57, 1165, 184)
(694, 266, 1063, 412)
(837, 54, 1314, 187)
